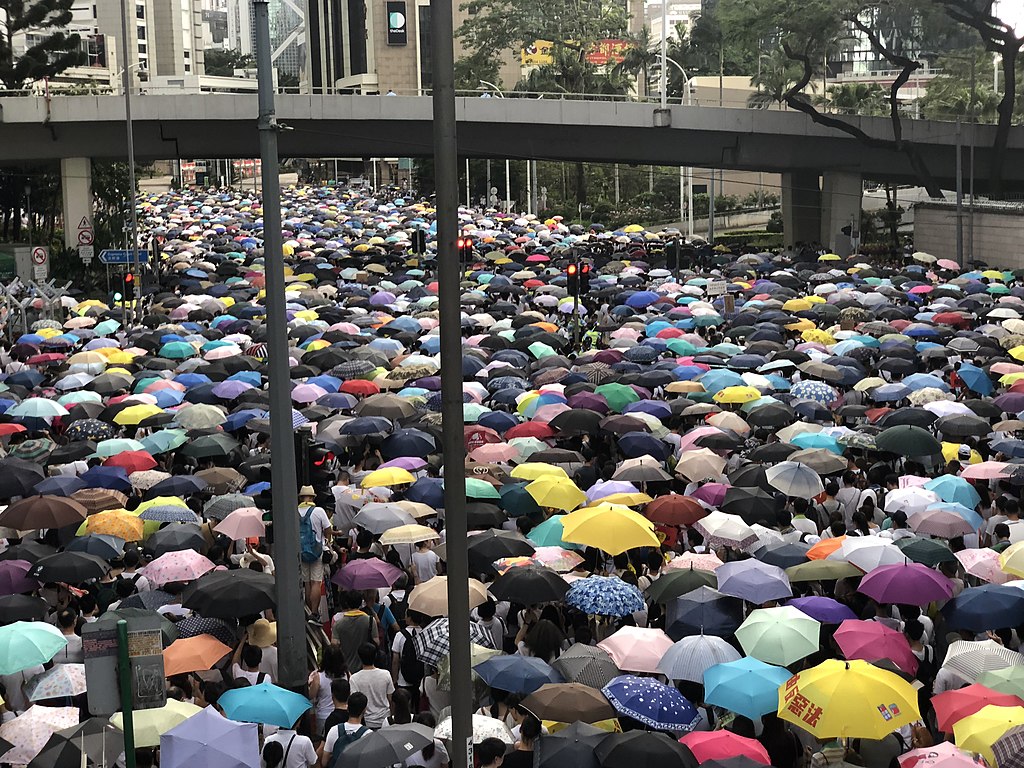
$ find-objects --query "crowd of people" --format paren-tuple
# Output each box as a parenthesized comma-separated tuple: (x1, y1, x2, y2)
(0, 184, 1020, 768)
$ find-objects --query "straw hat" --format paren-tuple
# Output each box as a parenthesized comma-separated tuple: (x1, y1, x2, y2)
(248, 618, 277, 648)
(298, 485, 316, 499)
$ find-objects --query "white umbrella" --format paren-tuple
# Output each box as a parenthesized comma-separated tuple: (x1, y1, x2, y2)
(435, 714, 513, 744)
(658, 635, 741, 682)
(884, 487, 941, 516)
(693, 512, 758, 550)
(943, 639, 1024, 682)
(765, 462, 824, 498)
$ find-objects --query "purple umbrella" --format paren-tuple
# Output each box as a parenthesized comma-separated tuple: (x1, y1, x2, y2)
(716, 560, 792, 605)
(0, 560, 41, 596)
(788, 596, 857, 623)
(567, 393, 610, 414)
(291, 383, 328, 404)
(691, 483, 729, 507)
(211, 380, 253, 400)
(380, 457, 428, 471)
(369, 291, 397, 306)
(332, 558, 405, 590)
(858, 562, 954, 606)
(586, 480, 640, 503)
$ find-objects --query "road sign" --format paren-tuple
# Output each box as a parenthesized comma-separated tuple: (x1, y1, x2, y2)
(31, 247, 48, 280)
(78, 245, 95, 262)
(98, 249, 149, 265)
(83, 615, 166, 715)
(31, 247, 47, 265)
(705, 279, 728, 296)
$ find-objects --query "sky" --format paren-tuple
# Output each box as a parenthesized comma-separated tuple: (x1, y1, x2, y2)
(997, 1, 1024, 33)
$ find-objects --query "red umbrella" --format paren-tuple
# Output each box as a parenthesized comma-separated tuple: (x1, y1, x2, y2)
(340, 379, 380, 396)
(103, 450, 158, 473)
(505, 422, 556, 440)
(833, 619, 919, 675)
(644, 495, 707, 526)
(679, 731, 770, 764)
(932, 683, 1024, 733)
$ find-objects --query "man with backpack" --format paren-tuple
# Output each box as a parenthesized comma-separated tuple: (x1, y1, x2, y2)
(392, 610, 428, 710)
(321, 692, 370, 767)
(298, 485, 334, 616)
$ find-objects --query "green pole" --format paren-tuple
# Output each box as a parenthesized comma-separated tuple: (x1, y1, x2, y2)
(117, 620, 136, 768)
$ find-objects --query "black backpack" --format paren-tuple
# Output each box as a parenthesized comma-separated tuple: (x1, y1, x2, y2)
(399, 628, 424, 686)
(329, 725, 369, 768)
(389, 591, 409, 628)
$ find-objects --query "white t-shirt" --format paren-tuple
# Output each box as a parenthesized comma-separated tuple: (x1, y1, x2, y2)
(412, 549, 439, 583)
(349, 667, 395, 728)
(391, 628, 421, 687)
(259, 645, 279, 682)
(323, 722, 371, 755)
(262, 730, 317, 768)
(299, 504, 332, 547)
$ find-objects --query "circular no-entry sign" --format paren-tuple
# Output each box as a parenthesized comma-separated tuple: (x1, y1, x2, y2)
(31, 247, 47, 265)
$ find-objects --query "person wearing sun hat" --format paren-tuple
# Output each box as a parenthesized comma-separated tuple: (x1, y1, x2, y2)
(248, 618, 279, 683)
(298, 485, 334, 617)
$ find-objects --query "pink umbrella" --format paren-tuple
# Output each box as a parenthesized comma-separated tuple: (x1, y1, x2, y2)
(678, 427, 726, 453)
(532, 404, 571, 423)
(898, 740, 976, 768)
(597, 627, 674, 673)
(960, 461, 1013, 480)
(470, 444, 520, 463)
(380, 457, 428, 471)
(679, 731, 770, 764)
(857, 562, 954, 606)
(291, 383, 328, 404)
(691, 483, 729, 507)
(937, 259, 961, 270)
(531, 546, 584, 572)
(956, 548, 1011, 584)
(908, 508, 976, 538)
(834, 619, 919, 675)
(140, 550, 216, 586)
(213, 507, 266, 540)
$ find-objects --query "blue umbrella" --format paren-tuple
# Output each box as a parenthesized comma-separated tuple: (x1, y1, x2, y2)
(79, 466, 132, 491)
(405, 477, 444, 507)
(790, 432, 842, 455)
(790, 381, 838, 405)
(617, 432, 670, 460)
(601, 675, 700, 731)
(903, 373, 950, 392)
(565, 576, 644, 617)
(218, 680, 313, 728)
(957, 363, 993, 395)
(703, 657, 793, 720)
(33, 476, 86, 496)
(381, 428, 436, 459)
(149, 475, 209, 497)
(473, 655, 563, 694)
(625, 291, 659, 309)
(942, 584, 1024, 631)
(924, 474, 982, 509)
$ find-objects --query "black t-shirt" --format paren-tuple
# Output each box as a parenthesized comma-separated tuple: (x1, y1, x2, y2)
(322, 707, 348, 737)
(501, 750, 535, 768)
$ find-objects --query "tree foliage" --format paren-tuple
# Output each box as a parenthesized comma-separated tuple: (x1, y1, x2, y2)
(203, 49, 255, 77)
(613, 27, 659, 97)
(819, 81, 890, 115)
(0, 0, 87, 90)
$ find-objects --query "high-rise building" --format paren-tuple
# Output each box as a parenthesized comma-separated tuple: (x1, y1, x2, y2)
(226, 0, 305, 81)
(646, 0, 701, 42)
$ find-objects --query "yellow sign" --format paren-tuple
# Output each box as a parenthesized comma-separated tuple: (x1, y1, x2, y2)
(521, 40, 554, 66)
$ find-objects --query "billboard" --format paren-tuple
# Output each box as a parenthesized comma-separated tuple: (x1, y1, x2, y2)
(387, 1, 408, 45)
(586, 39, 630, 66)
(521, 40, 554, 66)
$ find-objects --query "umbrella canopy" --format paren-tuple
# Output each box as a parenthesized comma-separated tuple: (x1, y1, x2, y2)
(160, 707, 260, 768)
(218, 680, 313, 728)
(601, 675, 700, 732)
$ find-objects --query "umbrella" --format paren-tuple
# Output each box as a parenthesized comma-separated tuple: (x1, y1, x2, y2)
(779, 659, 920, 739)
(834, 620, 919, 675)
(473, 655, 563, 694)
(521, 682, 616, 723)
(433, 714, 513, 744)
(943, 639, 1024, 682)
(0, 495, 87, 530)
(858, 562, 954, 606)
(0, 622, 67, 675)
(340, 724, 435, 768)
(0, 560, 41, 596)
(597, 732, 697, 768)
(679, 731, 770, 765)
(551, 643, 621, 689)
(715, 559, 792, 604)
(534, 721, 604, 768)
(489, 566, 569, 604)
(765, 461, 824, 498)
(735, 606, 820, 667)
(932, 683, 1024, 733)
(564, 575, 644, 617)
(412, 617, 495, 667)
(787, 596, 857, 624)
(704, 656, 793, 720)
(211, 507, 266, 539)
(408, 575, 489, 617)
(597, 626, 674, 674)
(0, 706, 79, 765)
(601, 675, 700, 732)
(181, 570, 276, 618)
(332, 558, 406, 590)
(141, 550, 216, 586)
(218, 680, 313, 728)
(163, 634, 233, 677)
(943, 585, 1024, 631)
(560, 505, 659, 554)
(645, 568, 717, 603)
(110, 700, 202, 748)
(665, 586, 744, 639)
(953, 704, 1024, 766)
(160, 706, 260, 768)
(658, 635, 741, 683)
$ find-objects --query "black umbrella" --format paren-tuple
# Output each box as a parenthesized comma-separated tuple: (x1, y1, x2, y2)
(877, 408, 937, 428)
(874, 425, 942, 457)
(466, 529, 535, 574)
(645, 568, 717, 604)
(935, 414, 991, 438)
(755, 542, 811, 569)
(0, 458, 46, 499)
(181, 569, 276, 618)
(595, 732, 697, 768)
(665, 586, 744, 640)
(341, 724, 435, 768)
(178, 432, 243, 459)
(721, 486, 783, 525)
(0, 541, 56, 563)
(746, 443, 798, 463)
(535, 721, 604, 768)
(0, 594, 48, 622)
(548, 409, 604, 435)
(490, 565, 569, 604)
(146, 524, 209, 557)
(29, 552, 110, 583)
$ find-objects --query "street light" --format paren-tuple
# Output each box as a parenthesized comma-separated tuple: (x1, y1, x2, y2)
(479, 81, 512, 212)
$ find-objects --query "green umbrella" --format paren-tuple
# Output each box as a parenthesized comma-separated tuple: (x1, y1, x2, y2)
(463, 403, 491, 423)
(0, 621, 68, 675)
(595, 383, 641, 413)
(874, 425, 942, 457)
(895, 537, 957, 567)
(735, 606, 820, 667)
(526, 515, 580, 549)
(465, 477, 501, 500)
(141, 429, 189, 455)
(94, 320, 120, 335)
(645, 568, 718, 604)
(785, 560, 861, 582)
(977, 667, 1024, 699)
(159, 341, 197, 359)
(94, 439, 146, 459)
(528, 341, 556, 359)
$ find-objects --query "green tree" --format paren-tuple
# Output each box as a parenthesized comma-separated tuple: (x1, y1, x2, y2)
(819, 81, 890, 115)
(203, 49, 255, 77)
(454, 50, 501, 91)
(0, 0, 87, 90)
(613, 26, 660, 97)
(919, 48, 1008, 122)
(748, 49, 807, 108)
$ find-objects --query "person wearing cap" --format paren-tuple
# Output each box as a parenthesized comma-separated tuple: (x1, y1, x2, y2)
(299, 485, 334, 616)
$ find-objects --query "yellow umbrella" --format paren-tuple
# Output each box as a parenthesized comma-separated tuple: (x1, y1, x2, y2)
(778, 659, 920, 740)
(1010, 346, 1024, 362)
(1000, 372, 1024, 385)
(111, 700, 201, 748)
(135, 496, 189, 514)
(561, 504, 659, 555)
(510, 463, 569, 481)
(595, 492, 653, 507)
(1000, 541, 1024, 578)
(953, 704, 1024, 765)
(802, 329, 836, 345)
(853, 377, 886, 392)
(67, 351, 108, 366)
(361, 467, 416, 488)
(942, 441, 981, 465)
(80, 509, 145, 541)
(713, 386, 761, 405)
(408, 575, 489, 617)
(114, 404, 164, 426)
(818, 253, 841, 262)
(785, 318, 816, 332)
(380, 524, 440, 545)
(782, 298, 812, 312)
(525, 476, 586, 512)
(982, 269, 1005, 281)
(622, 224, 644, 233)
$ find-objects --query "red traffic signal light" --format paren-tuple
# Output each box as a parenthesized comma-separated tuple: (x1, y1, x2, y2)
(567, 263, 578, 276)
(581, 263, 591, 274)
(124, 272, 135, 284)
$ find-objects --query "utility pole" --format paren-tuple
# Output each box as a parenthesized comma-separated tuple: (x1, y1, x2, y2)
(120, 0, 142, 322)
(254, 0, 305, 693)
(955, 119, 963, 266)
(430, 0, 471, 767)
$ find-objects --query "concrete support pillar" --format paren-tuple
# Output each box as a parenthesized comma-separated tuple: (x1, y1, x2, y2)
(821, 171, 862, 256)
(61, 158, 93, 252)
(781, 171, 821, 249)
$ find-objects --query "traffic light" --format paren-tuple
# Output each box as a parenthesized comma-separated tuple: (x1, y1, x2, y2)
(112, 271, 134, 305)
(566, 262, 579, 295)
(580, 262, 591, 293)
(411, 229, 427, 254)
(457, 236, 473, 258)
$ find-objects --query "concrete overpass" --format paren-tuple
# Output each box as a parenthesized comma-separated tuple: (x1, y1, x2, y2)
(3, 93, 1021, 251)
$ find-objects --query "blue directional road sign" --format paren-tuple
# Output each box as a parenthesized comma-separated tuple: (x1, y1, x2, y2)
(98, 249, 149, 265)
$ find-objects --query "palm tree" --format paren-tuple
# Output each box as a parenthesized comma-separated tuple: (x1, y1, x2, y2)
(613, 26, 660, 98)
(748, 49, 807, 109)
(818, 83, 889, 117)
